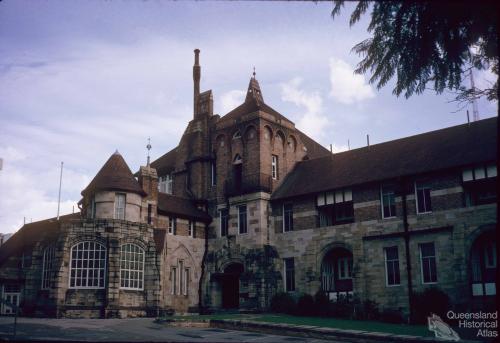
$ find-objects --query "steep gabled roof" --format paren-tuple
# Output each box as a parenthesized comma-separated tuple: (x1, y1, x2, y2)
(150, 147, 177, 176)
(0, 213, 80, 266)
(219, 77, 293, 125)
(157, 193, 212, 222)
(82, 151, 146, 196)
(272, 117, 498, 200)
(296, 129, 331, 160)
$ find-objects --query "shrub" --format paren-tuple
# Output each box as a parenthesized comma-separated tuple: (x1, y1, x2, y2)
(353, 299, 380, 320)
(329, 296, 353, 319)
(380, 308, 405, 323)
(412, 287, 450, 324)
(314, 291, 331, 316)
(270, 292, 296, 314)
(296, 294, 315, 316)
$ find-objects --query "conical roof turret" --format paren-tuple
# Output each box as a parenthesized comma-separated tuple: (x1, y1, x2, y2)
(81, 151, 146, 196)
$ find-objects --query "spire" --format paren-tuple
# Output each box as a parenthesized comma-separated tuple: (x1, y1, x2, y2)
(193, 49, 201, 117)
(245, 70, 264, 104)
(146, 137, 152, 166)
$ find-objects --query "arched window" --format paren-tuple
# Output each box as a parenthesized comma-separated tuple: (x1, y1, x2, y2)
(41, 246, 56, 289)
(120, 243, 145, 290)
(69, 241, 106, 289)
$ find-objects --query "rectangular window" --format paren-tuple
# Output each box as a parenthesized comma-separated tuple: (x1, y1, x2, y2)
(463, 164, 497, 206)
(283, 203, 293, 232)
(337, 257, 352, 280)
(317, 189, 353, 226)
(147, 204, 152, 224)
(89, 196, 96, 219)
(171, 267, 177, 295)
(184, 268, 189, 296)
(420, 242, 437, 283)
(284, 258, 295, 292)
(114, 193, 126, 220)
(385, 246, 400, 286)
(168, 217, 176, 235)
(381, 185, 396, 218)
(272, 155, 278, 180)
(211, 162, 217, 186)
(219, 209, 229, 237)
(179, 261, 184, 295)
(238, 205, 247, 234)
(415, 182, 432, 213)
(41, 246, 56, 290)
(158, 174, 173, 194)
(188, 221, 195, 237)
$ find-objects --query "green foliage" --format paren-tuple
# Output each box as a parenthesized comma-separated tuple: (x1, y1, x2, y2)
(296, 294, 315, 316)
(411, 287, 450, 324)
(270, 292, 296, 314)
(332, 1, 498, 103)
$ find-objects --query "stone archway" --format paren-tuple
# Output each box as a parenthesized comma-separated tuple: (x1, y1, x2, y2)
(320, 247, 353, 302)
(221, 263, 244, 309)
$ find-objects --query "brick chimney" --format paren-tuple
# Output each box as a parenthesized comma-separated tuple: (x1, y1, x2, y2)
(193, 49, 201, 118)
(138, 166, 158, 226)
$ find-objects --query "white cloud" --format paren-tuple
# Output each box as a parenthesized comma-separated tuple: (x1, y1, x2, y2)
(0, 161, 80, 233)
(219, 90, 245, 114)
(331, 144, 348, 153)
(280, 77, 330, 139)
(329, 58, 375, 104)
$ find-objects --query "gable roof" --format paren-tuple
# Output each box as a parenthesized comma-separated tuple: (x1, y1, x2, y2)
(150, 147, 177, 176)
(296, 129, 331, 160)
(157, 193, 212, 222)
(272, 117, 498, 200)
(82, 151, 146, 196)
(0, 213, 80, 266)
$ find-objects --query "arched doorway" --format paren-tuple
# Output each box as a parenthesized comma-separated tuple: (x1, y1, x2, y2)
(222, 263, 244, 309)
(321, 247, 353, 301)
(470, 231, 496, 297)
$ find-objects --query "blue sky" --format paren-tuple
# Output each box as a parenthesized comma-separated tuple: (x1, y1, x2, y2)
(0, 1, 497, 233)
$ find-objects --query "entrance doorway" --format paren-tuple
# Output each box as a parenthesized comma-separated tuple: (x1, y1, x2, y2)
(321, 247, 353, 301)
(222, 263, 244, 309)
(471, 231, 496, 297)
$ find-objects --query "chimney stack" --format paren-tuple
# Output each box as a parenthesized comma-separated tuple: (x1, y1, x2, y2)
(193, 49, 201, 116)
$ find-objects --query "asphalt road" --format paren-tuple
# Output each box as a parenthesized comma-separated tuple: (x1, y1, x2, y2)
(0, 317, 337, 342)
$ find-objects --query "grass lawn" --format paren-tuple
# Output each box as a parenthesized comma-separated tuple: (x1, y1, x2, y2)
(168, 313, 432, 337)
(253, 314, 432, 337)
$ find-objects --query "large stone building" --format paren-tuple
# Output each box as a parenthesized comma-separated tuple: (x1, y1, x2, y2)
(0, 50, 497, 318)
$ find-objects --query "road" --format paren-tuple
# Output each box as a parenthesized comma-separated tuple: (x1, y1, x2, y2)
(0, 317, 337, 342)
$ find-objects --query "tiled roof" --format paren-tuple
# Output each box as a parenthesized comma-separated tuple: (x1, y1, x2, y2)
(271, 117, 498, 200)
(0, 213, 80, 266)
(82, 151, 146, 196)
(157, 193, 212, 222)
(296, 129, 331, 160)
(153, 229, 166, 254)
(150, 147, 177, 176)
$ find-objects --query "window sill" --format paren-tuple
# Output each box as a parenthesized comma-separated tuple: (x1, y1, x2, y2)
(422, 281, 438, 285)
(385, 284, 401, 288)
(382, 216, 397, 220)
(416, 211, 432, 215)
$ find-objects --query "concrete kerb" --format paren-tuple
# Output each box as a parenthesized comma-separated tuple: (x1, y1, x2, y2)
(156, 318, 482, 343)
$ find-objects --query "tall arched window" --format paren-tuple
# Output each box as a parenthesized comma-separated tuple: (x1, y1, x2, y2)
(69, 241, 106, 289)
(41, 246, 56, 289)
(120, 243, 145, 290)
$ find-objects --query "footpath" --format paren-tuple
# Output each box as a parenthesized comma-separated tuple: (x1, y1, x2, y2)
(158, 317, 482, 343)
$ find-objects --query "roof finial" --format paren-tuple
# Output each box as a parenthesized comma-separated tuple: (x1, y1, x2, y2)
(253, 66, 256, 79)
(146, 137, 152, 166)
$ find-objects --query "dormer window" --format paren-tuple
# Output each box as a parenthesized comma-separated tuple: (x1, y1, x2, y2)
(462, 163, 497, 206)
(232, 131, 241, 139)
(159, 174, 173, 194)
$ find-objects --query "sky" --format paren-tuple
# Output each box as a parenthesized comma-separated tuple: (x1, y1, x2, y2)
(0, 1, 497, 233)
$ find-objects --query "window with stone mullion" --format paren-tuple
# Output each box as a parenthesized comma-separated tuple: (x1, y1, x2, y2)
(120, 244, 145, 290)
